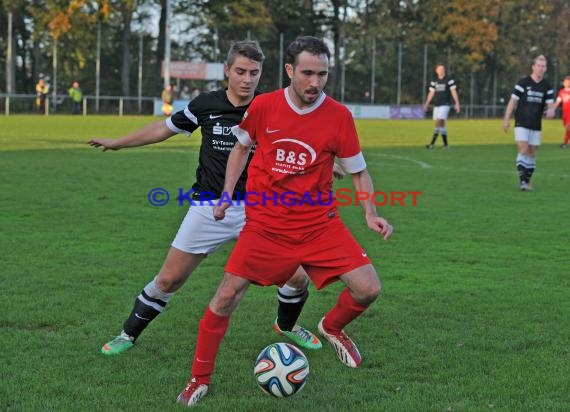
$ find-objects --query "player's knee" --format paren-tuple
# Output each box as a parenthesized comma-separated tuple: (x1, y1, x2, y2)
(363, 284, 381, 305)
(285, 270, 309, 290)
(155, 271, 186, 293)
(211, 285, 244, 315)
(354, 281, 381, 306)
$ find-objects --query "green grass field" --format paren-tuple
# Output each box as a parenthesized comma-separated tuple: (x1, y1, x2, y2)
(1, 115, 569, 411)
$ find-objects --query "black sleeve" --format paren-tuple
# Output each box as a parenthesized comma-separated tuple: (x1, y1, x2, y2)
(166, 95, 207, 135)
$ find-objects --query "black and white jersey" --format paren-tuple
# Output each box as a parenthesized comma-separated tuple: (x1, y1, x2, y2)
(511, 76, 554, 130)
(429, 76, 457, 106)
(166, 89, 259, 199)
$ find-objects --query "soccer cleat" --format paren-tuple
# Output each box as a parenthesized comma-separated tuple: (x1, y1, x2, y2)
(425, 144, 434, 149)
(317, 317, 362, 368)
(561, 144, 567, 149)
(101, 331, 134, 355)
(273, 319, 322, 350)
(519, 181, 533, 191)
(442, 145, 449, 149)
(177, 378, 209, 407)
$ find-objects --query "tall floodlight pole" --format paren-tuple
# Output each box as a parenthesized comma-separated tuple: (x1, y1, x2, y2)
(397, 42, 402, 105)
(52, 41, 58, 113)
(164, 0, 172, 87)
(370, 36, 375, 104)
(96, 18, 101, 113)
(214, 28, 219, 61)
(6, 12, 13, 92)
(422, 44, 428, 103)
(340, 39, 346, 103)
(6, 12, 13, 114)
(470, 69, 474, 118)
(278, 32, 284, 88)
(138, 32, 143, 113)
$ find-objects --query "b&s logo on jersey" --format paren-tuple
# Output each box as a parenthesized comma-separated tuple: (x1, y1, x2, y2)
(272, 138, 317, 175)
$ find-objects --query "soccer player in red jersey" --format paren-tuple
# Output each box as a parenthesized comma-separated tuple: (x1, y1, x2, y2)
(89, 41, 322, 358)
(554, 76, 570, 149)
(177, 36, 393, 407)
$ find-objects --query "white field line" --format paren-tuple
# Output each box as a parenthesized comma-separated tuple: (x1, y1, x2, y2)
(137, 148, 570, 178)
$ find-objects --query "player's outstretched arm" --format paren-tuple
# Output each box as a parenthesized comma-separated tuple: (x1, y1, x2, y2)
(545, 102, 556, 119)
(502, 98, 517, 133)
(351, 169, 393, 241)
(452, 89, 460, 113)
(213, 142, 252, 221)
(88, 120, 175, 151)
(423, 90, 434, 112)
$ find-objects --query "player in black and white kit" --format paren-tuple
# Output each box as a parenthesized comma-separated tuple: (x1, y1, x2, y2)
(89, 41, 327, 355)
(423, 64, 460, 149)
(503, 55, 555, 191)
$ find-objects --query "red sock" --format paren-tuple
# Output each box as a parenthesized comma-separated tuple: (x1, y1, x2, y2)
(322, 288, 369, 334)
(191, 307, 230, 384)
(564, 129, 570, 145)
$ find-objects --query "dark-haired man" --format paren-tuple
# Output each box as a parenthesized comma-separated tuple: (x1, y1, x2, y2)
(177, 36, 392, 407)
(89, 40, 321, 358)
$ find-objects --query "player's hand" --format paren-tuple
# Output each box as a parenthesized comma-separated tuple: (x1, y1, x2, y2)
(565, 123, 570, 131)
(366, 215, 393, 240)
(423, 104, 429, 112)
(332, 163, 345, 180)
(213, 202, 231, 221)
(88, 138, 119, 151)
(455, 104, 460, 114)
(544, 108, 555, 119)
(502, 120, 510, 133)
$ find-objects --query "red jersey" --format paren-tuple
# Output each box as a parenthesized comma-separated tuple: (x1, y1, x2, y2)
(232, 88, 366, 233)
(557, 88, 570, 122)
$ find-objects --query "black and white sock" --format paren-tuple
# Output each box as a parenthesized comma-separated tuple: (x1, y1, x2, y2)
(123, 277, 173, 340)
(516, 153, 530, 183)
(441, 127, 448, 146)
(526, 156, 536, 182)
(429, 131, 439, 145)
(276, 284, 308, 332)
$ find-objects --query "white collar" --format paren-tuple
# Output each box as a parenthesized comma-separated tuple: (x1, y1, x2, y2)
(284, 87, 326, 115)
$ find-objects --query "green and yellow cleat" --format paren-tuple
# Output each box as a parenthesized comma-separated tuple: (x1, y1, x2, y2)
(273, 319, 322, 350)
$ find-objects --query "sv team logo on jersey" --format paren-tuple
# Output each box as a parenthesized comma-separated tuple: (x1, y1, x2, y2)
(213, 122, 233, 136)
(271, 138, 317, 175)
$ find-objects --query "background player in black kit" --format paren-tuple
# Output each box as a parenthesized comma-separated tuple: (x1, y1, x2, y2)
(423, 64, 460, 149)
(89, 41, 324, 355)
(502, 55, 556, 191)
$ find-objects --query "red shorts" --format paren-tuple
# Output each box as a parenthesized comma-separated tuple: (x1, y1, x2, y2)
(225, 220, 372, 289)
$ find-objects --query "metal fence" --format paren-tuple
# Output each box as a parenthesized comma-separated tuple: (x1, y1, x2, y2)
(0, 94, 156, 116)
(2, 93, 516, 119)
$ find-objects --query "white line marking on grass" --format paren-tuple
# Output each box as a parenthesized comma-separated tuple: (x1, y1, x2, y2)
(142, 149, 570, 179)
(434, 166, 569, 179)
(366, 152, 432, 169)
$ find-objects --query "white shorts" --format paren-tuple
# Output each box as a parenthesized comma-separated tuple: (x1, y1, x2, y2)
(171, 202, 246, 254)
(514, 127, 541, 146)
(433, 106, 450, 120)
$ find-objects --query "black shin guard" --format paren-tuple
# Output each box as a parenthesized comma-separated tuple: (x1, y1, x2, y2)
(123, 292, 166, 339)
(276, 290, 308, 331)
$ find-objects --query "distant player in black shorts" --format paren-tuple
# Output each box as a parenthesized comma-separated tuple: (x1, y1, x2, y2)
(423, 64, 460, 149)
(503, 55, 555, 191)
